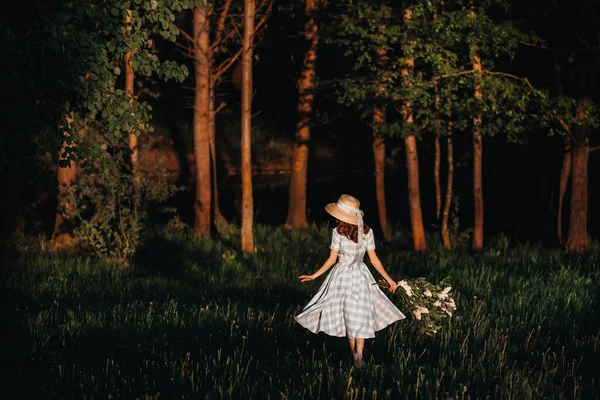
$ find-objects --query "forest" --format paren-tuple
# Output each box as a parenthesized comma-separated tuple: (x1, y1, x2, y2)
(2, 0, 600, 398)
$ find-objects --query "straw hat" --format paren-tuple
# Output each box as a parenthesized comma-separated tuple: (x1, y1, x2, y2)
(325, 194, 362, 225)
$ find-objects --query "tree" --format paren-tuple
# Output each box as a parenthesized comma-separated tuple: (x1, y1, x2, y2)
(125, 8, 137, 170)
(373, 18, 391, 241)
(2, 0, 189, 257)
(401, 7, 427, 251)
(565, 97, 593, 252)
(241, 0, 256, 253)
(440, 122, 454, 249)
(192, 4, 212, 236)
(285, 0, 322, 228)
(519, 0, 600, 252)
(470, 6, 484, 250)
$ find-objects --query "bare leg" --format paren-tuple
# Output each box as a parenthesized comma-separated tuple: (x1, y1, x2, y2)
(348, 338, 356, 354)
(355, 339, 365, 358)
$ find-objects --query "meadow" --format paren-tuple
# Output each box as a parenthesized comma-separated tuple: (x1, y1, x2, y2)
(2, 225, 600, 399)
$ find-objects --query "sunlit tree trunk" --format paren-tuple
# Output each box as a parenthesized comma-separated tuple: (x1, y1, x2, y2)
(51, 114, 77, 248)
(566, 98, 590, 252)
(372, 134, 389, 241)
(373, 41, 389, 241)
(125, 8, 137, 169)
(471, 9, 484, 250)
(286, 0, 320, 228)
(434, 136, 441, 219)
(209, 75, 225, 223)
(241, 0, 255, 253)
(402, 8, 426, 251)
(441, 133, 454, 249)
(193, 5, 212, 236)
(557, 136, 572, 244)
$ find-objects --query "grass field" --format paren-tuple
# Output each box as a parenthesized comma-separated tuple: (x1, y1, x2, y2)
(2, 225, 600, 399)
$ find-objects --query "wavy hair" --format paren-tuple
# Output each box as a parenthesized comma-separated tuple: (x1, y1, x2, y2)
(335, 219, 370, 243)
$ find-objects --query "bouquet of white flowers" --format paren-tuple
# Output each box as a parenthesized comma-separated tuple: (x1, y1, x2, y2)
(378, 278, 457, 337)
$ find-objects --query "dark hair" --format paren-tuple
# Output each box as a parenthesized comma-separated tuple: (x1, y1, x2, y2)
(335, 219, 370, 243)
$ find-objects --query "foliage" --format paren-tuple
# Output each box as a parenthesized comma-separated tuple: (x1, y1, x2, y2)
(63, 129, 179, 264)
(326, 0, 567, 143)
(3, 227, 600, 398)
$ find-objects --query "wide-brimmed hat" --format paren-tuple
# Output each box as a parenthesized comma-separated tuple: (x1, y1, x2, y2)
(325, 194, 362, 225)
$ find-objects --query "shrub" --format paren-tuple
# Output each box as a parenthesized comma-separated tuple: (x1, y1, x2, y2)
(64, 129, 178, 265)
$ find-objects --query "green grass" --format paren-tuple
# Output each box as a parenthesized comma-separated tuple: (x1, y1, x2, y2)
(2, 226, 600, 399)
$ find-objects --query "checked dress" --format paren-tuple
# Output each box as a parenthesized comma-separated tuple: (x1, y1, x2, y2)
(296, 228, 405, 339)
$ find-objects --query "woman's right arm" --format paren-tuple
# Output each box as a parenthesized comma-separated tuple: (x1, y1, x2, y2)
(367, 250, 398, 293)
(299, 250, 338, 282)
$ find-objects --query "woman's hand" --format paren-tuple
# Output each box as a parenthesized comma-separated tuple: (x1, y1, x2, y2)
(386, 279, 398, 293)
(299, 274, 315, 282)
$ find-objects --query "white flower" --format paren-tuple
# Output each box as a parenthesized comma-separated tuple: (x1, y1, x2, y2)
(424, 289, 432, 297)
(446, 299, 457, 310)
(442, 286, 452, 295)
(433, 300, 442, 307)
(413, 306, 430, 320)
(397, 280, 413, 297)
(437, 292, 448, 300)
(444, 308, 453, 316)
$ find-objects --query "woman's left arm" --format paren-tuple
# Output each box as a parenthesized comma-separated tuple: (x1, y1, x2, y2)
(299, 250, 339, 282)
(367, 250, 398, 293)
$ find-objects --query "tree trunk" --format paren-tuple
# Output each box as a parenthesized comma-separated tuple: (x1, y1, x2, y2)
(51, 115, 77, 248)
(401, 8, 426, 251)
(285, 0, 320, 228)
(441, 134, 454, 249)
(471, 9, 484, 250)
(373, 36, 389, 241)
(557, 136, 572, 244)
(434, 136, 441, 219)
(404, 135, 426, 250)
(209, 75, 225, 223)
(241, 0, 255, 253)
(566, 97, 591, 252)
(372, 135, 389, 241)
(473, 131, 484, 250)
(193, 5, 212, 236)
(566, 139, 589, 252)
(125, 9, 137, 169)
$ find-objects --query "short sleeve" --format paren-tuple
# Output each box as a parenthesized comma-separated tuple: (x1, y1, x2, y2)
(329, 229, 341, 250)
(366, 229, 376, 251)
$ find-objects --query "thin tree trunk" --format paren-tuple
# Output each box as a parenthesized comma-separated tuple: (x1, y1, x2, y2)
(373, 35, 389, 241)
(125, 9, 137, 169)
(471, 9, 484, 250)
(209, 75, 225, 223)
(285, 0, 320, 228)
(193, 5, 212, 236)
(441, 134, 454, 249)
(52, 115, 77, 248)
(402, 8, 426, 251)
(557, 136, 572, 244)
(434, 136, 441, 219)
(404, 135, 426, 250)
(241, 0, 255, 253)
(372, 135, 389, 241)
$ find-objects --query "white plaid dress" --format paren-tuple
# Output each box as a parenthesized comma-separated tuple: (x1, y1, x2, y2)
(296, 228, 405, 339)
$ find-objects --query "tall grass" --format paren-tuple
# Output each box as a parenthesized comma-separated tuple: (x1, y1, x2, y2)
(2, 226, 600, 399)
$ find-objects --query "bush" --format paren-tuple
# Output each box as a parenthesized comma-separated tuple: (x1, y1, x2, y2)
(64, 129, 178, 265)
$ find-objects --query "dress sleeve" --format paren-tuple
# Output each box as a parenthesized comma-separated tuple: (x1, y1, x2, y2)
(329, 229, 341, 250)
(366, 229, 376, 251)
